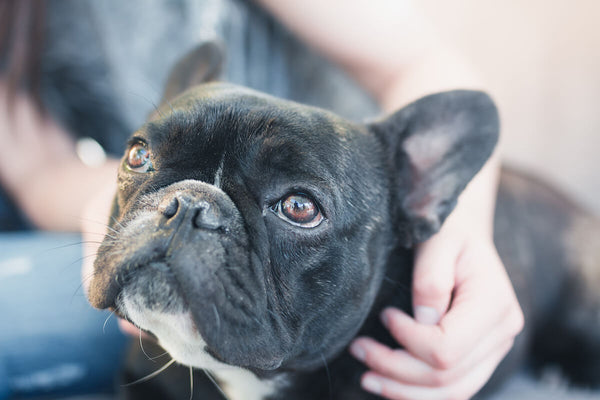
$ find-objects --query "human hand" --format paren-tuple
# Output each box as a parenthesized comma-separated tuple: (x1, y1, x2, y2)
(0, 82, 74, 191)
(349, 200, 524, 400)
(0, 81, 81, 229)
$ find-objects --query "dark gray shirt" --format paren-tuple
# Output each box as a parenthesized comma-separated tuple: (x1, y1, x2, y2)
(41, 0, 378, 155)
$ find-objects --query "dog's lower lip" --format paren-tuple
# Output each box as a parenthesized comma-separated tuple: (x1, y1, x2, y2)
(114, 309, 157, 339)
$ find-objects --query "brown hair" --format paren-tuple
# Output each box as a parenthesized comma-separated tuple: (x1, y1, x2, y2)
(0, 0, 46, 109)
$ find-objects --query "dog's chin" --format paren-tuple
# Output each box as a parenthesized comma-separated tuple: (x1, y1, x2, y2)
(120, 291, 287, 400)
(119, 294, 238, 371)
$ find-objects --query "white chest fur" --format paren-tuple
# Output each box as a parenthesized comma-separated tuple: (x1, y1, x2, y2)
(121, 297, 285, 400)
(213, 368, 283, 400)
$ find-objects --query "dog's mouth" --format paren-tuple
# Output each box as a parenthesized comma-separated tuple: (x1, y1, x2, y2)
(112, 256, 191, 337)
(89, 179, 309, 372)
(116, 258, 187, 314)
(114, 257, 244, 370)
(108, 242, 288, 372)
(94, 218, 284, 371)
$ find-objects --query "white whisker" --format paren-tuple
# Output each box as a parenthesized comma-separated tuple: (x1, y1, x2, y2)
(122, 358, 176, 387)
(189, 366, 194, 400)
(103, 310, 116, 334)
(139, 328, 154, 362)
(204, 370, 230, 400)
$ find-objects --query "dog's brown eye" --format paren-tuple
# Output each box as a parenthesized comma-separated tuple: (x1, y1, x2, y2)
(126, 143, 154, 173)
(273, 194, 324, 228)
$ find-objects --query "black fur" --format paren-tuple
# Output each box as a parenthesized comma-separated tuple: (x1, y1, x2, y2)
(89, 83, 600, 400)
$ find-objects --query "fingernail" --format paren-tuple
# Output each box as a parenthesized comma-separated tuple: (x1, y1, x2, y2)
(362, 376, 383, 395)
(380, 309, 392, 328)
(414, 306, 441, 325)
(349, 342, 366, 362)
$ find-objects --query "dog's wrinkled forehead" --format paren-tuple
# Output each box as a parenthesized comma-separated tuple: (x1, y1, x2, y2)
(151, 83, 353, 167)
(119, 83, 376, 214)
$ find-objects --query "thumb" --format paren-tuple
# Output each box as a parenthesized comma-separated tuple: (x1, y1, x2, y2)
(411, 234, 458, 325)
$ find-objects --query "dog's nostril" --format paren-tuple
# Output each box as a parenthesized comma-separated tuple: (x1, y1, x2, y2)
(163, 197, 180, 219)
(192, 208, 203, 229)
(161, 194, 228, 231)
(192, 203, 223, 231)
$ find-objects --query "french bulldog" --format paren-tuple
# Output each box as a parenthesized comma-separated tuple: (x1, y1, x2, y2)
(88, 44, 600, 399)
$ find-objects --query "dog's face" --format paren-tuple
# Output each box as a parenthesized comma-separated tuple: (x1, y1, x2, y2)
(88, 83, 498, 374)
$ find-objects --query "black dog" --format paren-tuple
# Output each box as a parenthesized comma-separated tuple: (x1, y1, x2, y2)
(88, 45, 600, 399)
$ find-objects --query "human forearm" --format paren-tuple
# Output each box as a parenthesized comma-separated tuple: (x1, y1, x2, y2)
(257, 0, 483, 111)
(14, 157, 119, 231)
(0, 79, 119, 231)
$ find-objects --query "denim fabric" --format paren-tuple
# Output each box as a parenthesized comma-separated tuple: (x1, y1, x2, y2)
(0, 233, 130, 399)
(0, 186, 29, 232)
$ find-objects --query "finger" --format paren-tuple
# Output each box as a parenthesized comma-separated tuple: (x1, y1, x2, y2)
(411, 233, 459, 324)
(385, 248, 522, 369)
(381, 288, 521, 371)
(352, 321, 515, 388)
(360, 341, 512, 400)
(349, 337, 432, 383)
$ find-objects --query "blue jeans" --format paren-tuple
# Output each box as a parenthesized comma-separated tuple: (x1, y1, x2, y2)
(0, 232, 130, 399)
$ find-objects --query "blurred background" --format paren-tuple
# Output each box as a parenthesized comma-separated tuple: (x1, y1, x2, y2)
(421, 0, 599, 215)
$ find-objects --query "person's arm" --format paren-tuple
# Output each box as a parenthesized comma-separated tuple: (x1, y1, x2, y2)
(0, 79, 119, 231)
(256, 0, 482, 109)
(256, 1, 523, 399)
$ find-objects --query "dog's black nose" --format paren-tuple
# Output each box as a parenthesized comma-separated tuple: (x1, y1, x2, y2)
(160, 193, 228, 232)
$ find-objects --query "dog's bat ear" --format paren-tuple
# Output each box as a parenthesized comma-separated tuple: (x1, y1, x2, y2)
(369, 90, 499, 246)
(160, 40, 225, 106)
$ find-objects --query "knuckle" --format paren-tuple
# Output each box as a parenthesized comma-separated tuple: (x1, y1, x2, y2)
(511, 307, 525, 334)
(429, 370, 453, 387)
(430, 346, 458, 370)
(504, 305, 525, 337)
(412, 276, 451, 301)
(383, 317, 404, 340)
(365, 348, 387, 370)
(504, 338, 516, 354)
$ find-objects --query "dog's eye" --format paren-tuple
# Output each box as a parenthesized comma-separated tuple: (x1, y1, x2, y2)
(126, 143, 154, 173)
(272, 194, 324, 228)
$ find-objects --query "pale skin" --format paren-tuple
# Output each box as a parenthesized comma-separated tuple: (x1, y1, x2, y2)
(0, 1, 523, 399)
